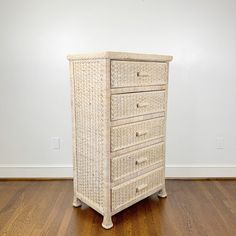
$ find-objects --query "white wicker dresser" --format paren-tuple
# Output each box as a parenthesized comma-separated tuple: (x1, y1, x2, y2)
(68, 52, 172, 229)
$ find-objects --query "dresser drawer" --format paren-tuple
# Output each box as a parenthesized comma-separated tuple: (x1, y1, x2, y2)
(111, 117, 165, 152)
(112, 167, 164, 211)
(111, 91, 166, 121)
(111, 60, 167, 88)
(111, 142, 164, 182)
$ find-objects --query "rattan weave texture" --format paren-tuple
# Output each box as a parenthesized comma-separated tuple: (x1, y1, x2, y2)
(68, 52, 172, 229)
(111, 60, 167, 88)
(111, 142, 164, 182)
(111, 168, 164, 211)
(111, 91, 166, 120)
(111, 117, 165, 152)
(73, 60, 106, 210)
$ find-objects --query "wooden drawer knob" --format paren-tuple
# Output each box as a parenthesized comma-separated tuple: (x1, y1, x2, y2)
(136, 131, 147, 137)
(137, 72, 149, 77)
(136, 102, 149, 108)
(136, 184, 148, 192)
(135, 158, 148, 165)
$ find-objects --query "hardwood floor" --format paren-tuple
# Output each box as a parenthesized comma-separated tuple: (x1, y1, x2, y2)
(0, 180, 235, 236)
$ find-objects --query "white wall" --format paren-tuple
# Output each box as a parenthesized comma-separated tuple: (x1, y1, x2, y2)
(0, 0, 236, 177)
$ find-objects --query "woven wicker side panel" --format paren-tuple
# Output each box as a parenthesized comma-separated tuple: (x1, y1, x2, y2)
(73, 59, 107, 210)
(112, 168, 164, 211)
(111, 91, 166, 120)
(111, 61, 167, 88)
(111, 117, 165, 152)
(111, 143, 164, 182)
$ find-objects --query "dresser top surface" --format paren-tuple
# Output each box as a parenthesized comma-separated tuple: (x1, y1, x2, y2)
(67, 51, 173, 62)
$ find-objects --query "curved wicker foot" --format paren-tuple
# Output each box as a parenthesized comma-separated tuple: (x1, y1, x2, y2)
(102, 215, 113, 229)
(157, 187, 167, 198)
(73, 196, 82, 207)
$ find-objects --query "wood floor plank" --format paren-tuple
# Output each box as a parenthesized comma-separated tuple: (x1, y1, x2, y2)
(197, 181, 236, 235)
(30, 181, 65, 235)
(0, 182, 41, 235)
(0, 179, 235, 236)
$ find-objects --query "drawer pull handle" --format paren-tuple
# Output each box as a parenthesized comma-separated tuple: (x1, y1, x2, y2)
(136, 131, 147, 137)
(136, 184, 148, 192)
(136, 102, 149, 108)
(135, 158, 148, 165)
(137, 72, 149, 77)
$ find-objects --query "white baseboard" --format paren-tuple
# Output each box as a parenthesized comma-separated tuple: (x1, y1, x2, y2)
(0, 164, 73, 178)
(166, 164, 236, 178)
(0, 164, 235, 178)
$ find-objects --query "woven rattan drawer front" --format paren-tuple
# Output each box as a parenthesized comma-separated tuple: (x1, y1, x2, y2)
(111, 117, 165, 152)
(111, 60, 167, 88)
(112, 167, 164, 211)
(111, 142, 164, 182)
(111, 91, 166, 121)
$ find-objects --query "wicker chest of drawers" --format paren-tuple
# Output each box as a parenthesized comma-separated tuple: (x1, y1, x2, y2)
(68, 52, 172, 229)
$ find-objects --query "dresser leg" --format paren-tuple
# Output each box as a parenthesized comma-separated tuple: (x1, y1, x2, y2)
(72, 196, 82, 207)
(102, 215, 113, 229)
(157, 186, 167, 198)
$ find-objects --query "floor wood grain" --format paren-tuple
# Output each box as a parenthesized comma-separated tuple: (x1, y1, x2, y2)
(0, 180, 235, 236)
